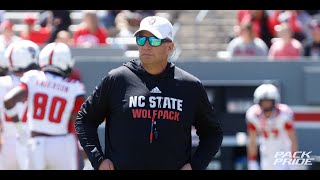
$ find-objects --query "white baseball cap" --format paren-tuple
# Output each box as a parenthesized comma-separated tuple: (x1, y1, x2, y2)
(134, 16, 174, 41)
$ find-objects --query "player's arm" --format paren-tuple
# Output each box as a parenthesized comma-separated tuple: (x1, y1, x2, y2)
(285, 121, 298, 157)
(191, 82, 223, 170)
(247, 121, 260, 170)
(71, 95, 86, 129)
(70, 94, 91, 170)
(284, 107, 298, 157)
(3, 84, 28, 123)
(75, 75, 112, 170)
(69, 95, 86, 138)
(247, 122, 258, 160)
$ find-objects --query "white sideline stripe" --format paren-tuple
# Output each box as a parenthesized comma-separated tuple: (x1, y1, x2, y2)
(291, 105, 320, 112)
(295, 122, 320, 129)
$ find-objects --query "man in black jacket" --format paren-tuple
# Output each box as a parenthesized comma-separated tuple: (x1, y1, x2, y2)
(75, 15, 223, 170)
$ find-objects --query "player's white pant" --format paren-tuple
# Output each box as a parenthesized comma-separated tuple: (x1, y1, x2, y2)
(27, 134, 78, 170)
(0, 136, 18, 170)
(0, 135, 28, 170)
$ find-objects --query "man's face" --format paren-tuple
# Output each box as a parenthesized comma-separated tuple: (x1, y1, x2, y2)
(259, 99, 274, 112)
(84, 13, 98, 27)
(277, 25, 292, 39)
(137, 31, 174, 66)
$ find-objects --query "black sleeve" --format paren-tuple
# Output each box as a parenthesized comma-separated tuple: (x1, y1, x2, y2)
(303, 44, 310, 57)
(75, 74, 112, 170)
(190, 81, 223, 170)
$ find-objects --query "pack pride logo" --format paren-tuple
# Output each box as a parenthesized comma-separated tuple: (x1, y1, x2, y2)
(274, 151, 315, 166)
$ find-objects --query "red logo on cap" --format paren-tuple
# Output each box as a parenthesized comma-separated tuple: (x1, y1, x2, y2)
(148, 17, 156, 25)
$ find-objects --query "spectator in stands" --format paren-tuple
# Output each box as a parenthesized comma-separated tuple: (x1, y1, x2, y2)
(45, 10, 72, 43)
(0, 20, 21, 48)
(109, 13, 136, 51)
(270, 10, 312, 42)
(306, 10, 320, 16)
(268, 22, 302, 60)
(227, 21, 268, 58)
(20, 13, 51, 46)
(97, 10, 122, 29)
(303, 18, 320, 59)
(115, 12, 134, 38)
(131, 10, 156, 19)
(119, 10, 142, 28)
(237, 10, 275, 48)
(73, 10, 108, 48)
(38, 10, 53, 28)
(55, 30, 73, 46)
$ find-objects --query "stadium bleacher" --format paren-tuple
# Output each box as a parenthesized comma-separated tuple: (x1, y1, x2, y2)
(2, 10, 238, 59)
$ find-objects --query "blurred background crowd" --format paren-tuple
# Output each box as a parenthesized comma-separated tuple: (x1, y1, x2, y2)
(1, 10, 319, 61)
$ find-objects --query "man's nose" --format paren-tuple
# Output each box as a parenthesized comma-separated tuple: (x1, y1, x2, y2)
(142, 40, 152, 49)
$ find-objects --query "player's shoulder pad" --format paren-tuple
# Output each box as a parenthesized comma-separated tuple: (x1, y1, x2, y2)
(277, 103, 294, 120)
(246, 104, 261, 122)
(23, 69, 42, 78)
(66, 79, 86, 95)
(21, 70, 42, 83)
(0, 75, 11, 86)
(277, 103, 293, 113)
(77, 81, 86, 94)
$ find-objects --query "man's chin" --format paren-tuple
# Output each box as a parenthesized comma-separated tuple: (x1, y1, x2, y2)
(140, 57, 155, 64)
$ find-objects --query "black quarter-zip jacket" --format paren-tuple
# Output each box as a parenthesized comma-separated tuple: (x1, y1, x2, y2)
(75, 59, 223, 170)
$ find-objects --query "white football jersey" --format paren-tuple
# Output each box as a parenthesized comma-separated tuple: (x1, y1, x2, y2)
(246, 103, 294, 169)
(0, 74, 28, 137)
(21, 70, 85, 135)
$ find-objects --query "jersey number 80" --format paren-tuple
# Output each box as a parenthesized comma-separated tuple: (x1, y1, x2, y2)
(33, 93, 67, 123)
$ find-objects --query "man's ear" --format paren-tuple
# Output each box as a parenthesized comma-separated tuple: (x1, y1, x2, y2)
(168, 43, 174, 52)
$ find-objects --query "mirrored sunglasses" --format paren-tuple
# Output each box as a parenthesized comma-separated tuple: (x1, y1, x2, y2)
(136, 36, 172, 47)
